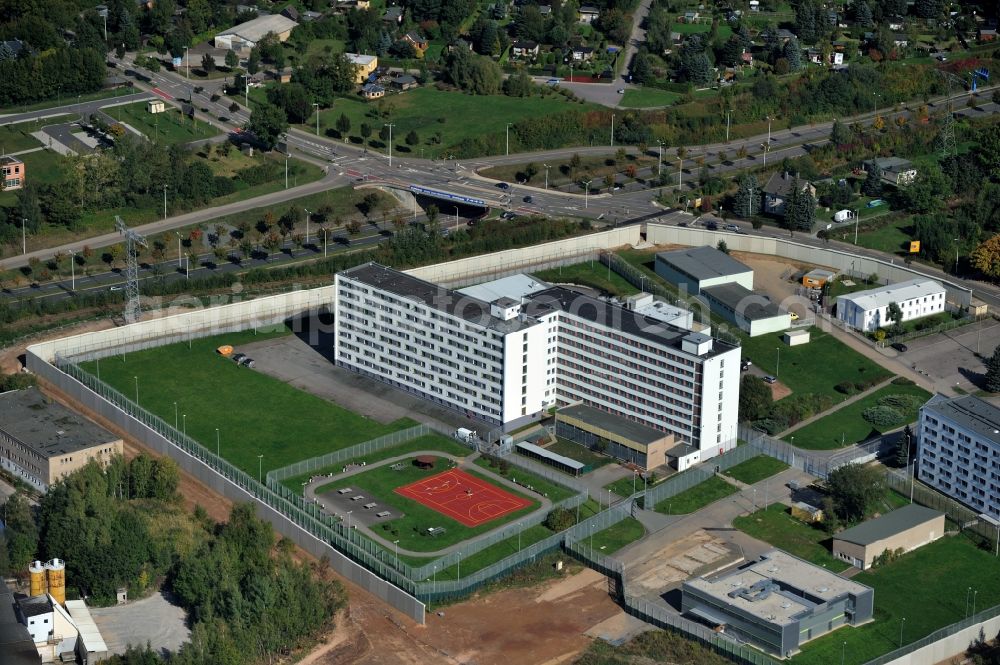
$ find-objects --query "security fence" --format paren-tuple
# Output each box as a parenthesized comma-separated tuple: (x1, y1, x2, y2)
(642, 443, 759, 509)
(267, 424, 442, 483)
(862, 603, 1000, 665)
(738, 423, 883, 479)
(598, 250, 683, 306)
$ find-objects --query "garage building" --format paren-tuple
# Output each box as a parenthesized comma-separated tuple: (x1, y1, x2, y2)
(214, 14, 299, 51)
(831, 504, 945, 570)
(654, 245, 754, 295)
(699, 282, 791, 337)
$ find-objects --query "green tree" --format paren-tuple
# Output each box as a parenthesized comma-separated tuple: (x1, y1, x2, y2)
(985, 345, 1000, 392)
(830, 119, 851, 146)
(225, 49, 239, 70)
(544, 507, 575, 532)
(247, 48, 261, 75)
(336, 113, 351, 137)
(783, 37, 802, 71)
(855, 1, 874, 28)
(359, 122, 372, 149)
(738, 375, 773, 421)
(894, 425, 913, 468)
(200, 52, 216, 73)
(827, 463, 886, 522)
(246, 101, 289, 149)
(405, 129, 419, 146)
(862, 168, 883, 197)
(717, 240, 730, 254)
(887, 301, 903, 330)
(3, 494, 38, 572)
(733, 174, 759, 218)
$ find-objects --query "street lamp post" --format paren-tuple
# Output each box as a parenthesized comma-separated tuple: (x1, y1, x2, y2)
(954, 238, 960, 274)
(304, 208, 311, 246)
(657, 141, 664, 174)
(505, 122, 512, 157)
(322, 228, 328, 258)
(543, 164, 550, 190)
(678, 157, 682, 189)
(763, 116, 772, 167)
(258, 454, 264, 485)
(854, 209, 860, 244)
(215, 428, 220, 456)
(393, 540, 399, 569)
(21, 217, 26, 255)
(134, 376, 139, 404)
(284, 155, 289, 189)
(725, 109, 733, 142)
(68, 250, 76, 291)
(163, 184, 168, 220)
(313, 103, 320, 136)
(899, 617, 906, 647)
(841, 642, 846, 665)
(583, 179, 591, 209)
(610, 113, 615, 147)
(182, 414, 187, 438)
(175, 231, 182, 270)
(776, 347, 780, 378)
(384, 123, 395, 168)
(184, 46, 190, 82)
(173, 402, 178, 430)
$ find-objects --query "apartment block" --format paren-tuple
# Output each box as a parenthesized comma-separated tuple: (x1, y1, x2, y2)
(917, 394, 1000, 520)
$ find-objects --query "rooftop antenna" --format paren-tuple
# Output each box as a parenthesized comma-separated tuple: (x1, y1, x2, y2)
(115, 215, 148, 324)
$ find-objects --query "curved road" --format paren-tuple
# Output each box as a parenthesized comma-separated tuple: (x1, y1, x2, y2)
(302, 449, 553, 559)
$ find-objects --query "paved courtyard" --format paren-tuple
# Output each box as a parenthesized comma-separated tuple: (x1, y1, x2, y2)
(89, 591, 189, 657)
(893, 317, 1000, 396)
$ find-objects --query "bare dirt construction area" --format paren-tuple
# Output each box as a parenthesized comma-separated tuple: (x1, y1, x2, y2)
(733, 251, 821, 309)
(305, 568, 622, 665)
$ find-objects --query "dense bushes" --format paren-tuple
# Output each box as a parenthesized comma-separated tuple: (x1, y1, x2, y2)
(863, 405, 904, 428)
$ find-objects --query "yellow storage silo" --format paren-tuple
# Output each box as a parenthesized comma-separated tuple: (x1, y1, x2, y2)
(28, 561, 47, 597)
(46, 558, 66, 605)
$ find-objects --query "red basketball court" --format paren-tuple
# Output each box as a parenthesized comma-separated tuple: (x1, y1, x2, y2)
(394, 468, 533, 527)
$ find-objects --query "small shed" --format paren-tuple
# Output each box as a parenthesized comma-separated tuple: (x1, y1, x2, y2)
(802, 268, 836, 288)
(146, 99, 165, 114)
(414, 455, 436, 469)
(782, 329, 810, 346)
(790, 501, 823, 523)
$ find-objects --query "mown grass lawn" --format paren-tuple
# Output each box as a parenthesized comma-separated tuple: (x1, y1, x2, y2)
(620, 87, 682, 108)
(733, 503, 850, 572)
(739, 328, 892, 403)
(534, 261, 641, 297)
(792, 536, 1000, 665)
(284, 434, 473, 493)
(115, 101, 222, 145)
(724, 455, 790, 485)
(473, 457, 579, 503)
(588, 516, 646, 554)
(306, 87, 598, 157)
(80, 330, 415, 477)
(785, 382, 931, 450)
(653, 476, 738, 515)
(325, 458, 541, 552)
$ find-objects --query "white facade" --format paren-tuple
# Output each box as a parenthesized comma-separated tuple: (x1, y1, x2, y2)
(836, 279, 946, 332)
(918, 394, 1000, 521)
(334, 263, 741, 458)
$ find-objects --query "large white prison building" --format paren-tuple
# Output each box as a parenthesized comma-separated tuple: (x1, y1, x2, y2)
(333, 263, 741, 468)
(836, 279, 946, 332)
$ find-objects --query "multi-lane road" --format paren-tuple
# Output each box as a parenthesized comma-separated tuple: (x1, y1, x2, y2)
(2, 56, 1000, 306)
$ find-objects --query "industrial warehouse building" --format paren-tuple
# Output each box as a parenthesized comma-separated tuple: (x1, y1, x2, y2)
(835, 279, 946, 332)
(699, 282, 792, 337)
(214, 14, 299, 51)
(681, 550, 874, 657)
(832, 504, 945, 570)
(556, 402, 680, 470)
(918, 394, 1000, 520)
(0, 387, 123, 491)
(334, 263, 741, 467)
(654, 245, 754, 295)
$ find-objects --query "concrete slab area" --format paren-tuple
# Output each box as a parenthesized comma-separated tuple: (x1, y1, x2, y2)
(239, 328, 482, 431)
(89, 591, 189, 658)
(29, 130, 74, 155)
(897, 317, 1000, 396)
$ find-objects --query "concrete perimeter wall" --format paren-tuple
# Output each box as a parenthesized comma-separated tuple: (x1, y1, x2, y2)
(26, 354, 427, 624)
(644, 224, 973, 306)
(880, 613, 1000, 665)
(407, 226, 642, 287)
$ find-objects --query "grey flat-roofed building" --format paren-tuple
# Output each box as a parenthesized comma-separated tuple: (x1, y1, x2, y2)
(0, 587, 38, 665)
(700, 283, 791, 337)
(832, 504, 945, 570)
(0, 387, 123, 491)
(682, 550, 874, 657)
(918, 394, 1000, 520)
(556, 403, 678, 469)
(655, 246, 753, 295)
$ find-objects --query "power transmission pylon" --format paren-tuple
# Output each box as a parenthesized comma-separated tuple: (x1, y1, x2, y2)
(115, 216, 148, 324)
(936, 70, 967, 160)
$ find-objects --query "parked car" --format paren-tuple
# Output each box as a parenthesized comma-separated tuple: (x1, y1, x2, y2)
(496, 182, 510, 190)
(677, 221, 688, 227)
(763, 375, 777, 384)
(724, 224, 740, 232)
(740, 360, 752, 371)
(891, 342, 908, 352)
(233, 353, 247, 364)
(704, 221, 719, 231)
(243, 358, 255, 368)
(523, 195, 532, 203)
(617, 88, 625, 94)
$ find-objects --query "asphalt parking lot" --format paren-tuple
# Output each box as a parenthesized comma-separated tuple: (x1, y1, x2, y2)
(89, 591, 189, 657)
(239, 319, 481, 431)
(894, 317, 1000, 394)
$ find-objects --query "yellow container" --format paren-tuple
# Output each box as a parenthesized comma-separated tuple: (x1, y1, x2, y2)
(28, 561, 46, 597)
(46, 559, 66, 605)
